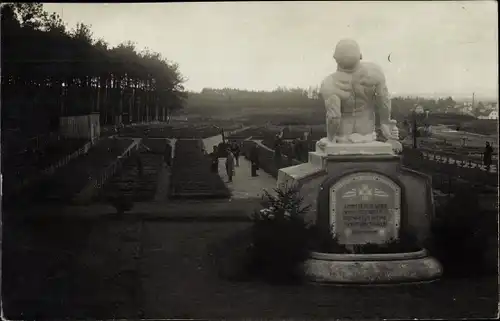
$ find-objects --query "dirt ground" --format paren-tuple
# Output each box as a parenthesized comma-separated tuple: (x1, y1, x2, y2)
(2, 212, 497, 320)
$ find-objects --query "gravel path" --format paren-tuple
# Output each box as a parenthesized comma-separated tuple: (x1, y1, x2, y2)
(203, 133, 277, 200)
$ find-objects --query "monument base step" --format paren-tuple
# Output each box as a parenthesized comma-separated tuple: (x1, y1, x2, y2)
(303, 249, 443, 285)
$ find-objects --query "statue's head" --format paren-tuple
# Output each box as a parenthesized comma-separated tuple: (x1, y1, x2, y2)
(333, 39, 362, 70)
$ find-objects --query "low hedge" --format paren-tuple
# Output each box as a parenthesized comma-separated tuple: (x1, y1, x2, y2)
(242, 140, 303, 178)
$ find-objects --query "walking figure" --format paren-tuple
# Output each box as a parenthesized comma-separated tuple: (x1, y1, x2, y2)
(483, 141, 494, 172)
(226, 148, 235, 183)
(274, 133, 283, 169)
(210, 146, 219, 173)
(231, 140, 241, 167)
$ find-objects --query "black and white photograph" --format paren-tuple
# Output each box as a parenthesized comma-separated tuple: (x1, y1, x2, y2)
(1, 1, 498, 319)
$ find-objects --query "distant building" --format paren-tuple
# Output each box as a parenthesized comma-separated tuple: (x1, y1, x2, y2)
(485, 102, 498, 111)
(460, 105, 473, 114)
(488, 111, 498, 120)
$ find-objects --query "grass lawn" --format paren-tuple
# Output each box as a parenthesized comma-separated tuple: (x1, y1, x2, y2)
(2, 206, 497, 320)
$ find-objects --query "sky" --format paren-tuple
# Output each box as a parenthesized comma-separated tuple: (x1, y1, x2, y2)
(43, 1, 498, 98)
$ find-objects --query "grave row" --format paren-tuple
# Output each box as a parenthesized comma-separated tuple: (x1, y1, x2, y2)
(170, 139, 230, 199)
(118, 125, 222, 139)
(97, 148, 166, 202)
(15, 137, 136, 205)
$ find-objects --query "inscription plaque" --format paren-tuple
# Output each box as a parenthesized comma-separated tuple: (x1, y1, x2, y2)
(330, 172, 401, 245)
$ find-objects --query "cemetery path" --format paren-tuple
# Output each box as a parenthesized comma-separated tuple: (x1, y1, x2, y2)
(217, 157, 276, 199)
(202, 134, 276, 200)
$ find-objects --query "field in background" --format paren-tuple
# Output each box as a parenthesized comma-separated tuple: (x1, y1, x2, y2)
(183, 94, 498, 137)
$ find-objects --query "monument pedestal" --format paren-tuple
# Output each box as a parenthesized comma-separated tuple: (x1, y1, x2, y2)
(277, 140, 443, 285)
(303, 249, 442, 285)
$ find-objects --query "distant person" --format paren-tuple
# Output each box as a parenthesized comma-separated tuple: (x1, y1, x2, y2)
(210, 146, 219, 173)
(231, 141, 241, 167)
(288, 141, 296, 165)
(221, 128, 226, 144)
(293, 138, 301, 161)
(483, 141, 494, 172)
(250, 144, 260, 177)
(226, 148, 235, 183)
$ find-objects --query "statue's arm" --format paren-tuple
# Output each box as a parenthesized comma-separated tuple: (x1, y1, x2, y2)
(374, 71, 392, 124)
(323, 93, 342, 120)
(319, 83, 342, 141)
(320, 78, 342, 119)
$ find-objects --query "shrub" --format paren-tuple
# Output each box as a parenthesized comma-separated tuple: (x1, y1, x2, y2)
(248, 184, 311, 284)
(429, 187, 497, 277)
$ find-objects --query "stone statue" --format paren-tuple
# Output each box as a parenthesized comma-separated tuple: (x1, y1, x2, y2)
(317, 39, 402, 153)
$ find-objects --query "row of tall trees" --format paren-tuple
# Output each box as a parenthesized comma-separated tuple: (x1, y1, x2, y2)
(1, 3, 186, 141)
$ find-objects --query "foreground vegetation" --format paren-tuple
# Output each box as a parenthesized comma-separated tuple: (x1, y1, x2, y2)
(212, 184, 497, 285)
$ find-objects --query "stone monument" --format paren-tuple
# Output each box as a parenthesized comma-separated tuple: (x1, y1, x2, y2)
(277, 39, 442, 284)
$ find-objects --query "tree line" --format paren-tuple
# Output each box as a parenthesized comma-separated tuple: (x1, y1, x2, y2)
(1, 3, 186, 141)
(188, 87, 459, 118)
(197, 87, 314, 99)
